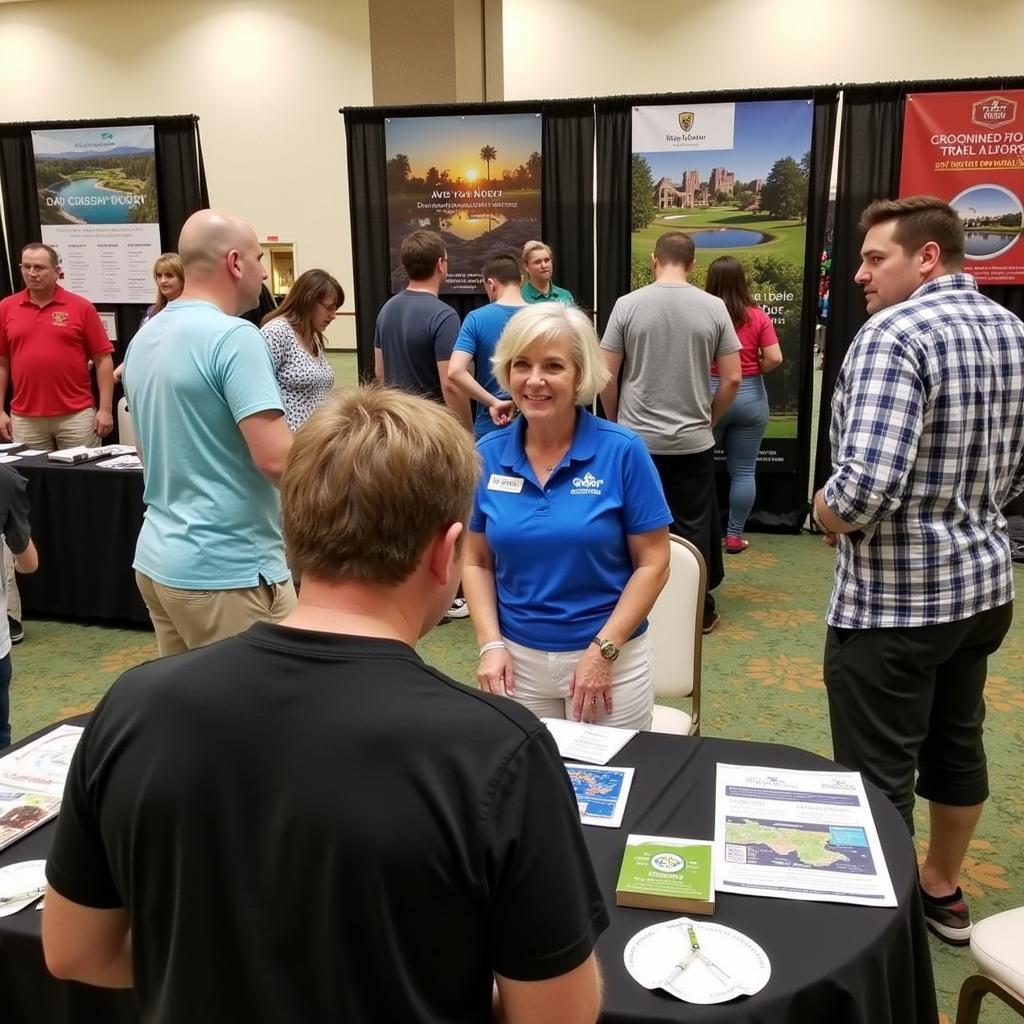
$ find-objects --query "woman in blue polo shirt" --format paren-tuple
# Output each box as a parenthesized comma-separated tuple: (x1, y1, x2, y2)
(463, 304, 671, 730)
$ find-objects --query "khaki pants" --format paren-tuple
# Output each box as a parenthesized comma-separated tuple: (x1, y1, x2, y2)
(12, 408, 98, 451)
(135, 572, 298, 657)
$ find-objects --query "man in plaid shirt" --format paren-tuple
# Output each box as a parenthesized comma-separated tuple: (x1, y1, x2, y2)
(813, 196, 1024, 946)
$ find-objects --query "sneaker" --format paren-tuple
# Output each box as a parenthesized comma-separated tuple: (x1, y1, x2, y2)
(7, 617, 23, 645)
(725, 536, 749, 555)
(446, 597, 470, 619)
(701, 611, 720, 635)
(920, 885, 972, 945)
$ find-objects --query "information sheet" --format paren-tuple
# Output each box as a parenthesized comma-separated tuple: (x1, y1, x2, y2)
(542, 718, 637, 765)
(566, 764, 634, 828)
(713, 763, 897, 907)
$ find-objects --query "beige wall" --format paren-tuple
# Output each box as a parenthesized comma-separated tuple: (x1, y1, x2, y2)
(0, 0, 372, 348)
(502, 0, 1024, 98)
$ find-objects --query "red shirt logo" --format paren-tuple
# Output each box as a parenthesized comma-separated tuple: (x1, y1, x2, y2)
(51, 312, 68, 326)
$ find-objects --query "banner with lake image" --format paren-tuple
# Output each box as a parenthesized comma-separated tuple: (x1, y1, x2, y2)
(385, 112, 542, 294)
(900, 91, 1024, 285)
(32, 125, 161, 303)
(631, 101, 814, 473)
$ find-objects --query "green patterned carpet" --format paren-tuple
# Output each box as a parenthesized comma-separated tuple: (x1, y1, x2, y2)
(9, 531, 1022, 1022)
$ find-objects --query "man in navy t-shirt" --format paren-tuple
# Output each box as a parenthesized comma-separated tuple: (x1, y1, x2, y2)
(373, 229, 471, 431)
(448, 253, 525, 438)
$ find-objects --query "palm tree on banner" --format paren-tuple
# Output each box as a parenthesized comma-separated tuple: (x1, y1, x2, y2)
(480, 145, 497, 186)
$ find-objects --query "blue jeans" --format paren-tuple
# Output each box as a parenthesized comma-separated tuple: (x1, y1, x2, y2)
(711, 376, 769, 537)
(0, 652, 11, 749)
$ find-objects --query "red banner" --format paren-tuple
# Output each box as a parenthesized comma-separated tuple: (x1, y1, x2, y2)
(900, 91, 1024, 284)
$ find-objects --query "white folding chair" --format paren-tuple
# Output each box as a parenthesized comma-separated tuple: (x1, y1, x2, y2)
(955, 906, 1024, 1023)
(116, 396, 135, 447)
(646, 535, 705, 736)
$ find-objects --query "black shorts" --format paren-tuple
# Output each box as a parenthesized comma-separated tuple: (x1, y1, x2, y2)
(823, 602, 1013, 832)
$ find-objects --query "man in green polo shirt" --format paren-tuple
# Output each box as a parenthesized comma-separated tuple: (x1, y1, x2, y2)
(521, 240, 575, 304)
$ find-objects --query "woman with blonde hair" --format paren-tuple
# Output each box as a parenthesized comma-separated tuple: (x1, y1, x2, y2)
(260, 269, 344, 431)
(114, 253, 184, 382)
(463, 303, 671, 729)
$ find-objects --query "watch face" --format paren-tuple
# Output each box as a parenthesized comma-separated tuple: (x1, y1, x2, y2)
(601, 641, 619, 661)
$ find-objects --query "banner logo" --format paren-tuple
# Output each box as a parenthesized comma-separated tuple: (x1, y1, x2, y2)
(971, 96, 1017, 130)
(678, 112, 695, 133)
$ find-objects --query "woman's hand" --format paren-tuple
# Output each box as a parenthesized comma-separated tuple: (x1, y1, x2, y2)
(477, 646, 515, 697)
(569, 649, 614, 723)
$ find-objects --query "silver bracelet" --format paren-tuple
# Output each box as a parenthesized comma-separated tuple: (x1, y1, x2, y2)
(479, 640, 507, 657)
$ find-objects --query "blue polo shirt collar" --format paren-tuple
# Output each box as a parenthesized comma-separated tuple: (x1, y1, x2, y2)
(498, 408, 598, 479)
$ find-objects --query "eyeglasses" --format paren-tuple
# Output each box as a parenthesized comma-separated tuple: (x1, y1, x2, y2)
(20, 263, 56, 273)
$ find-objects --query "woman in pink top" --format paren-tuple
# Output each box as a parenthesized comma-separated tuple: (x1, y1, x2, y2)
(707, 256, 783, 553)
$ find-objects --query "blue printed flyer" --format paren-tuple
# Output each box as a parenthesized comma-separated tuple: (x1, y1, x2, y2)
(565, 764, 635, 828)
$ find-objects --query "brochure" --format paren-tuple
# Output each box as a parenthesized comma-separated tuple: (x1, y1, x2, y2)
(541, 718, 637, 765)
(616, 835, 716, 914)
(713, 763, 897, 907)
(566, 763, 634, 828)
(0, 725, 83, 852)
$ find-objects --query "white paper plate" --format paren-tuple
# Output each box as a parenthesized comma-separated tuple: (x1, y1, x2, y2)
(0, 859, 47, 917)
(623, 916, 771, 1004)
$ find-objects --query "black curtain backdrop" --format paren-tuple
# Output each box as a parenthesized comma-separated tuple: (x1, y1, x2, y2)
(342, 100, 594, 379)
(814, 77, 1024, 491)
(595, 87, 839, 530)
(0, 115, 209, 357)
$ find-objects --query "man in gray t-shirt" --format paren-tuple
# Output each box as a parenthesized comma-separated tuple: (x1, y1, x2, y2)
(600, 231, 741, 631)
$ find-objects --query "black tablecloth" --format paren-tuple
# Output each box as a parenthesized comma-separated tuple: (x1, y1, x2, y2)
(591, 732, 937, 1024)
(0, 721, 936, 1024)
(14, 453, 149, 624)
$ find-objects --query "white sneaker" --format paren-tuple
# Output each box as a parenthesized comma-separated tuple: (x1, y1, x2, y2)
(446, 597, 470, 619)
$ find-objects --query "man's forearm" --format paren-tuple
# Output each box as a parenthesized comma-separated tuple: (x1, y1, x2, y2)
(600, 382, 619, 422)
(442, 384, 473, 430)
(95, 356, 114, 413)
(813, 488, 861, 535)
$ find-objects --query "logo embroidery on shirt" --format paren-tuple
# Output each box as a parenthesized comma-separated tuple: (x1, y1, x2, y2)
(571, 472, 604, 496)
(51, 312, 68, 326)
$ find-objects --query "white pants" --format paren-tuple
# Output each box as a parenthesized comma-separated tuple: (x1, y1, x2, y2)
(504, 632, 654, 731)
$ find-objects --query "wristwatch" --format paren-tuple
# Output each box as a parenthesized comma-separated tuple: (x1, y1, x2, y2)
(591, 636, 621, 662)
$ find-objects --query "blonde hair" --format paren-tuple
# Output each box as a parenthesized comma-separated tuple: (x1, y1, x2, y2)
(282, 387, 480, 583)
(522, 240, 553, 265)
(151, 253, 184, 313)
(492, 304, 611, 407)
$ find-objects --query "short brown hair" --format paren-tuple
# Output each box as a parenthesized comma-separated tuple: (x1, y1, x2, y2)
(400, 230, 446, 281)
(282, 387, 480, 583)
(859, 196, 965, 267)
(482, 253, 522, 286)
(653, 231, 695, 268)
(21, 243, 60, 268)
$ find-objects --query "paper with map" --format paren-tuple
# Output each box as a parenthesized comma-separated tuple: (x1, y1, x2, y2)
(713, 763, 897, 907)
(565, 764, 634, 827)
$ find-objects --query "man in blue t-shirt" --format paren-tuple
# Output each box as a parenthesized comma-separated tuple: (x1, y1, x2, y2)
(448, 253, 525, 438)
(373, 230, 471, 431)
(124, 210, 296, 657)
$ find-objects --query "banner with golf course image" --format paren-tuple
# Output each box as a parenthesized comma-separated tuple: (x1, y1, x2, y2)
(32, 124, 161, 304)
(632, 100, 814, 472)
(385, 112, 541, 294)
(900, 90, 1024, 285)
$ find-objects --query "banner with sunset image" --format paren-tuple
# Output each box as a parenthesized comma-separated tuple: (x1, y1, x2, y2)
(384, 112, 542, 294)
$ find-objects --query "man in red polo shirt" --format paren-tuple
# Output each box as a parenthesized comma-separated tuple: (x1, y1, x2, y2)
(0, 243, 114, 450)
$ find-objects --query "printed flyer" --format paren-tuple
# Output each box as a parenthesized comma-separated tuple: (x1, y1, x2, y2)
(385, 112, 542, 294)
(632, 101, 815, 473)
(900, 91, 1024, 284)
(32, 124, 161, 303)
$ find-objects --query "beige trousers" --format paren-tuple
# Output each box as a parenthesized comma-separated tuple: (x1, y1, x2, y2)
(135, 572, 298, 658)
(11, 408, 98, 451)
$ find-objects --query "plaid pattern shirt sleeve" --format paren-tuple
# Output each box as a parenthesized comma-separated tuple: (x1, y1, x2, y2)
(823, 274, 1024, 629)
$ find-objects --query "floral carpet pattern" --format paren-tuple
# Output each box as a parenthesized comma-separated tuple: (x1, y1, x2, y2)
(8, 531, 1022, 1023)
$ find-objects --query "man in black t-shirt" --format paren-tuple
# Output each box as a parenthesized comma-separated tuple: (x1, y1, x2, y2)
(43, 388, 607, 1024)
(374, 229, 472, 430)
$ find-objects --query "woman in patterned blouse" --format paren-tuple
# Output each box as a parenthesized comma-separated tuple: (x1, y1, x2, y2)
(260, 269, 344, 431)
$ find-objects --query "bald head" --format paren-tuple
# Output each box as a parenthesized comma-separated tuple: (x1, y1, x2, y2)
(177, 209, 266, 315)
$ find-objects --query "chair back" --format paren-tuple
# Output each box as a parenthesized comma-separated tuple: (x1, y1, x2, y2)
(647, 535, 706, 726)
(116, 396, 135, 446)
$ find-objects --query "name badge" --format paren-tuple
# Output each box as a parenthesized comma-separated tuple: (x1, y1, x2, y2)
(487, 473, 524, 493)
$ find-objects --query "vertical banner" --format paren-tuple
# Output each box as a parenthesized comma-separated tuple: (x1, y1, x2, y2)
(631, 101, 815, 472)
(32, 125, 161, 304)
(900, 91, 1024, 284)
(384, 113, 542, 294)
